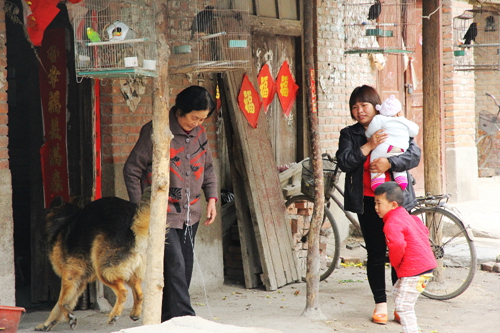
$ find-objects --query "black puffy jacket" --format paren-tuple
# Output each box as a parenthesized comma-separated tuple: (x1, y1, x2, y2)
(335, 122, 421, 214)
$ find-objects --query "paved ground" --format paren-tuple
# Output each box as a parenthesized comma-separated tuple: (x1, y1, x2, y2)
(14, 177, 500, 333)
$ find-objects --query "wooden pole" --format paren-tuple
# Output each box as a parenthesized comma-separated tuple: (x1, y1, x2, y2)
(422, 0, 445, 283)
(422, 0, 443, 195)
(142, 1, 172, 325)
(302, 0, 326, 320)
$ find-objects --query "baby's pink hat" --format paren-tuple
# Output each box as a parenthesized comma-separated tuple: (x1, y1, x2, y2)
(375, 95, 402, 116)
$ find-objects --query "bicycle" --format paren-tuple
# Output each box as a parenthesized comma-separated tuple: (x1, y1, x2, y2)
(282, 155, 477, 300)
(476, 93, 500, 168)
(410, 194, 477, 300)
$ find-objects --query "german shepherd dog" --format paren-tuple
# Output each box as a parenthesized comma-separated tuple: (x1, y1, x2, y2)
(35, 189, 151, 331)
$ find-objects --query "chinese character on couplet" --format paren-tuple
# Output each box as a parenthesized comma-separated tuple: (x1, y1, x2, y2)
(47, 45, 60, 63)
(259, 76, 269, 99)
(48, 91, 61, 114)
(51, 170, 63, 193)
(48, 65, 61, 89)
(280, 76, 289, 97)
(49, 118, 61, 140)
(243, 90, 255, 114)
(50, 143, 63, 167)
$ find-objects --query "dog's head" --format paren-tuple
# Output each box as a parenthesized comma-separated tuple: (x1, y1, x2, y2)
(44, 196, 82, 245)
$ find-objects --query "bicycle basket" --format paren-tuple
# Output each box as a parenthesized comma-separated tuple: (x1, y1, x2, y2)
(478, 111, 500, 135)
(301, 157, 339, 198)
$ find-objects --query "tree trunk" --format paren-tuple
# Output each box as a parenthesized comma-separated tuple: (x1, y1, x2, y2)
(143, 1, 171, 325)
(422, 0, 443, 195)
(302, 0, 326, 320)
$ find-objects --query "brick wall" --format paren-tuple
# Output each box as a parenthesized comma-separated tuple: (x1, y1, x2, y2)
(442, 0, 476, 151)
(316, 0, 377, 157)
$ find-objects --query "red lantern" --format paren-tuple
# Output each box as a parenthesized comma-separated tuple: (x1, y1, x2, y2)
(238, 74, 262, 128)
(276, 60, 299, 117)
(257, 63, 276, 113)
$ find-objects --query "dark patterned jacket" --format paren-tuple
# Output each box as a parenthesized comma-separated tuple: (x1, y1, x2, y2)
(123, 109, 218, 229)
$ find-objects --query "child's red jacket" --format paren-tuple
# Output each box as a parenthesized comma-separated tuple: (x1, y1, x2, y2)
(383, 206, 437, 278)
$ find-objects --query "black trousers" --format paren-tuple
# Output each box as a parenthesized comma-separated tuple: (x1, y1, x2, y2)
(358, 196, 398, 304)
(161, 223, 198, 322)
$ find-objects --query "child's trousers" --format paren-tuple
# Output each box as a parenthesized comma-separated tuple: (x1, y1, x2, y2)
(393, 273, 433, 333)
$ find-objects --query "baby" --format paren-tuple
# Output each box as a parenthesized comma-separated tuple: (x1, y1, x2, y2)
(366, 95, 419, 191)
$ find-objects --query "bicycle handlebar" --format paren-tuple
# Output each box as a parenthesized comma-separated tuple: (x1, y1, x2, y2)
(485, 93, 500, 111)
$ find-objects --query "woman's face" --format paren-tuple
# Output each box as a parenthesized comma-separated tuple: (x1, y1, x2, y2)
(176, 109, 210, 132)
(351, 102, 377, 128)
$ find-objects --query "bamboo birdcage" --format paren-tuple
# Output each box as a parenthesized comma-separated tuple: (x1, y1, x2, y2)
(72, 0, 158, 78)
(453, 9, 500, 71)
(344, 0, 417, 55)
(169, 0, 251, 74)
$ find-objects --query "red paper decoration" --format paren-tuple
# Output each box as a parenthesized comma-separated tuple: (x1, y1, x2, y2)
(215, 83, 222, 112)
(238, 74, 262, 128)
(257, 64, 276, 113)
(276, 60, 299, 117)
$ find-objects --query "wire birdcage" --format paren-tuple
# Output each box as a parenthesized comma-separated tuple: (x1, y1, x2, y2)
(169, 0, 251, 74)
(344, 0, 417, 55)
(72, 0, 157, 78)
(453, 9, 500, 71)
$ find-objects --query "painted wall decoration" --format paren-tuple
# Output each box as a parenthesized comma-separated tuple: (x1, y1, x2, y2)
(39, 28, 70, 207)
(276, 60, 299, 117)
(238, 74, 262, 128)
(257, 63, 276, 113)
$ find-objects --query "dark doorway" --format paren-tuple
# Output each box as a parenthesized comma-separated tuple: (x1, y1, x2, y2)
(6, 1, 94, 307)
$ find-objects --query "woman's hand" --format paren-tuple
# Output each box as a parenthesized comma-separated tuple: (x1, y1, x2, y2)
(361, 129, 388, 156)
(370, 157, 391, 178)
(204, 198, 217, 226)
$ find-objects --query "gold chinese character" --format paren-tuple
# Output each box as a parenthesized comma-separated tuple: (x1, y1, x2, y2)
(48, 65, 61, 89)
(51, 170, 63, 193)
(49, 118, 61, 140)
(48, 91, 61, 114)
(280, 76, 289, 97)
(243, 90, 254, 114)
(50, 143, 63, 167)
(260, 76, 269, 99)
(47, 45, 60, 63)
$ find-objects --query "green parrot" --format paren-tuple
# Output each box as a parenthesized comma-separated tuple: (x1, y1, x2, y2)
(86, 27, 101, 42)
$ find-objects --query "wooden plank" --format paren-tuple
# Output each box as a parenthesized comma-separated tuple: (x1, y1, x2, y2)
(219, 76, 262, 288)
(222, 72, 299, 290)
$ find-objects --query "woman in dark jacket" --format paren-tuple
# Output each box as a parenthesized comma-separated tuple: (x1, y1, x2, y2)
(336, 85, 421, 325)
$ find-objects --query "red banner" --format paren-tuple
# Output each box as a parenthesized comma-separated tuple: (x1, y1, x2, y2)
(257, 64, 276, 113)
(39, 29, 70, 207)
(238, 74, 262, 128)
(310, 69, 317, 113)
(276, 60, 299, 117)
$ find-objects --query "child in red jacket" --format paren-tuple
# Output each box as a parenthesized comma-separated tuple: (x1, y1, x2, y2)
(374, 181, 437, 333)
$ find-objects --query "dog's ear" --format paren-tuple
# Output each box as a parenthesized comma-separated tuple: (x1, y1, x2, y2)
(50, 196, 64, 209)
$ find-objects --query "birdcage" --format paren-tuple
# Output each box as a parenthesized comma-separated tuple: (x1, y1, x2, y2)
(168, 0, 251, 74)
(344, 0, 417, 55)
(453, 9, 500, 71)
(72, 0, 157, 78)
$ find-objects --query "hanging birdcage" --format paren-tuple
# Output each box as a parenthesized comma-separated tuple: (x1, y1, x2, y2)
(169, 0, 251, 74)
(71, 0, 157, 78)
(453, 9, 500, 71)
(344, 0, 417, 55)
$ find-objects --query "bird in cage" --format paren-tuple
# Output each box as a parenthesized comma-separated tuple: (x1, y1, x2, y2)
(463, 22, 479, 47)
(86, 27, 101, 43)
(485, 16, 496, 32)
(190, 5, 215, 40)
(367, 0, 381, 22)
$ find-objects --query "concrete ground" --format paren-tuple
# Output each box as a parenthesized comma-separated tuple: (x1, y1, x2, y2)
(14, 177, 500, 333)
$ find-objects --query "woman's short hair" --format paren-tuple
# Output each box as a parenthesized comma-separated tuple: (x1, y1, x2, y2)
(175, 85, 216, 117)
(348, 85, 382, 120)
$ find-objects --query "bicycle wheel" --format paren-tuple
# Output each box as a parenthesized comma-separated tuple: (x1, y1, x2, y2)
(411, 207, 476, 300)
(476, 134, 493, 168)
(285, 195, 341, 281)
